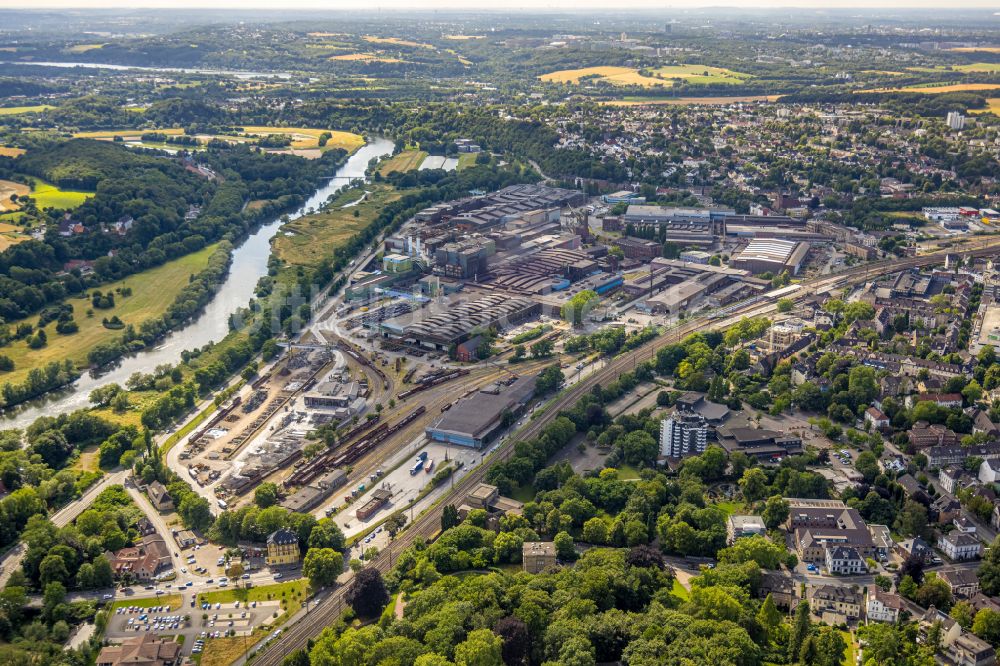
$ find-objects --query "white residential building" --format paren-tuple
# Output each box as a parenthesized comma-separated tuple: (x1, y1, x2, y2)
(979, 457, 1000, 485)
(866, 586, 903, 623)
(938, 532, 982, 561)
(659, 413, 707, 458)
(825, 545, 867, 575)
(946, 111, 966, 131)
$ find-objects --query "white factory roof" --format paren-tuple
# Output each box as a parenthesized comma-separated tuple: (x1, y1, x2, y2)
(734, 238, 799, 263)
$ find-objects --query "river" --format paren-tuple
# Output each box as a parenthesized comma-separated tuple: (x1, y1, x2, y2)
(2, 137, 394, 429)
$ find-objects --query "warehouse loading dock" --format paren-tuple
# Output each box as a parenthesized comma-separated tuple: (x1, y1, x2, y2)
(426, 375, 537, 448)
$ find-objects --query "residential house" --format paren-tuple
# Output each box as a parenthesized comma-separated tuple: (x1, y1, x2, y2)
(868, 524, 894, 561)
(97, 635, 181, 666)
(932, 495, 963, 524)
(758, 570, 799, 610)
(927, 443, 1000, 469)
(867, 586, 904, 623)
(146, 481, 174, 512)
(938, 532, 982, 561)
(942, 466, 977, 494)
(810, 584, 862, 623)
(941, 569, 981, 599)
(907, 393, 963, 409)
(136, 517, 156, 536)
(919, 607, 996, 666)
(973, 410, 1000, 438)
(896, 537, 933, 563)
(864, 407, 890, 432)
(954, 516, 977, 535)
(979, 458, 1000, 485)
(897, 473, 931, 504)
(265, 528, 300, 566)
(826, 545, 867, 575)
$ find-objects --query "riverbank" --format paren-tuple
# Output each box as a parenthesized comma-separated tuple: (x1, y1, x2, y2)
(0, 138, 395, 430)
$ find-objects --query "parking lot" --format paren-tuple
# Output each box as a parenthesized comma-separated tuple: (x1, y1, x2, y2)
(106, 595, 282, 656)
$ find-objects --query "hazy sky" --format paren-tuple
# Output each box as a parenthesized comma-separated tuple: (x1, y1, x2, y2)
(1, 0, 998, 9)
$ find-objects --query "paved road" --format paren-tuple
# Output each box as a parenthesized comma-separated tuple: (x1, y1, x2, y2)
(0, 468, 128, 588)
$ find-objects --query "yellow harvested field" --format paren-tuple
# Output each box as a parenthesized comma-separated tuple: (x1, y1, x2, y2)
(307, 32, 344, 37)
(74, 128, 184, 139)
(0, 221, 30, 251)
(0, 147, 25, 157)
(363, 36, 433, 49)
(378, 150, 427, 175)
(540, 64, 750, 88)
(0, 105, 55, 116)
(862, 83, 1000, 94)
(445, 35, 485, 40)
(0, 180, 29, 211)
(950, 46, 1000, 54)
(603, 95, 780, 106)
(65, 43, 105, 53)
(971, 98, 1000, 115)
(330, 53, 403, 63)
(239, 126, 364, 153)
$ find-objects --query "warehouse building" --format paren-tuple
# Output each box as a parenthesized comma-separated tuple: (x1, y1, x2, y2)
(426, 375, 536, 448)
(381, 294, 540, 350)
(730, 239, 810, 276)
(280, 469, 348, 513)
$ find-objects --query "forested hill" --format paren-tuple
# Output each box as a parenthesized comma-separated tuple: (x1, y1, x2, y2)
(0, 139, 339, 323)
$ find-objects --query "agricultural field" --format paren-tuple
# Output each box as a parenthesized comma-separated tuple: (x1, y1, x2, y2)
(72, 127, 364, 155)
(0, 105, 55, 115)
(272, 184, 401, 267)
(971, 98, 1000, 115)
(539, 64, 750, 88)
(603, 94, 780, 106)
(0, 244, 218, 385)
(329, 53, 403, 63)
(949, 46, 1000, 54)
(863, 82, 1000, 94)
(28, 178, 94, 209)
(64, 43, 105, 53)
(0, 222, 30, 251)
(456, 153, 479, 170)
(444, 35, 484, 40)
(378, 149, 427, 175)
(363, 36, 433, 49)
(0, 179, 29, 211)
(0, 147, 26, 157)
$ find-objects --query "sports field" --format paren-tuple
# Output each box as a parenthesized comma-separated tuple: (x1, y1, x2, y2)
(540, 64, 750, 88)
(0, 244, 218, 384)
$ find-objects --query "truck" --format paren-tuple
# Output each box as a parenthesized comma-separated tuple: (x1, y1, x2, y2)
(410, 459, 425, 475)
(425, 459, 434, 473)
(217, 499, 228, 510)
(417, 451, 428, 462)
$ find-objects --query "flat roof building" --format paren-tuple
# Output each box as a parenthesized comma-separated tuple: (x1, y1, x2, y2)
(426, 375, 536, 448)
(731, 239, 809, 276)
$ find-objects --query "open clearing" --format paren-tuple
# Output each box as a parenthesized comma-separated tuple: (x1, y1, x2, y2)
(378, 149, 427, 175)
(0, 105, 55, 115)
(29, 178, 93, 209)
(329, 53, 403, 63)
(65, 43, 105, 53)
(445, 35, 485, 40)
(273, 185, 401, 267)
(72, 126, 364, 155)
(603, 94, 779, 106)
(363, 36, 433, 49)
(0, 222, 30, 251)
(0, 180, 29, 210)
(540, 64, 750, 88)
(0, 244, 218, 385)
(0, 147, 26, 157)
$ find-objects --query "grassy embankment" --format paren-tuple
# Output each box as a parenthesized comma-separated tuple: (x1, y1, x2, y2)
(0, 244, 217, 386)
(378, 149, 428, 175)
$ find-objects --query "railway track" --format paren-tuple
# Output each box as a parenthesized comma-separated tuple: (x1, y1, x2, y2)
(246, 239, 1000, 666)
